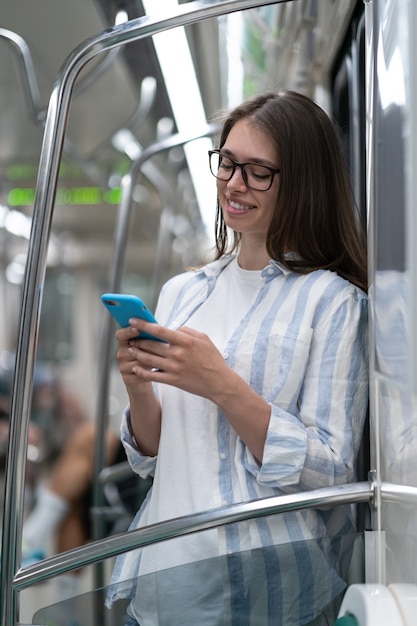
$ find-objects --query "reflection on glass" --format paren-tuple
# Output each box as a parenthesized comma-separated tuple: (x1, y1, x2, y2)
(33, 533, 362, 626)
(374, 270, 417, 484)
(371, 0, 417, 587)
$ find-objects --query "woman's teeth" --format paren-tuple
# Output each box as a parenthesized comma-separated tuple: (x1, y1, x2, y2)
(229, 200, 252, 210)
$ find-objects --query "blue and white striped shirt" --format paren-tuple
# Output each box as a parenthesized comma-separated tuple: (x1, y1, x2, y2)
(107, 255, 368, 625)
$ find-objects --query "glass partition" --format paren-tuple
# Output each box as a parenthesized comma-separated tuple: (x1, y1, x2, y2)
(367, 0, 417, 586)
(32, 532, 364, 626)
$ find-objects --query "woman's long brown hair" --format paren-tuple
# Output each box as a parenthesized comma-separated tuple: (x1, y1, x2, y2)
(213, 90, 367, 292)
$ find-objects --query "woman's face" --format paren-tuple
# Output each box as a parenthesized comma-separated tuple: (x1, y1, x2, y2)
(217, 118, 280, 245)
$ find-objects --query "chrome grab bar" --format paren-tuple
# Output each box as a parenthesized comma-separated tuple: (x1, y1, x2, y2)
(13, 478, 417, 593)
(17, 478, 417, 595)
(0, 27, 135, 188)
(0, 27, 43, 122)
(380, 482, 417, 505)
(13, 480, 374, 591)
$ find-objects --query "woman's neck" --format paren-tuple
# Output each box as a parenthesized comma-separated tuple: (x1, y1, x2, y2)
(237, 243, 270, 270)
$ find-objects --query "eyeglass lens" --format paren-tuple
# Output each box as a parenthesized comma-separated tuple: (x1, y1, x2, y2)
(209, 152, 275, 191)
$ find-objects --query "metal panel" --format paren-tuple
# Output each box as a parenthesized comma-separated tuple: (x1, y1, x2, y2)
(367, 0, 417, 586)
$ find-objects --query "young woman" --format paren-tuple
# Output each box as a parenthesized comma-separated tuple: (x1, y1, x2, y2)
(107, 91, 368, 626)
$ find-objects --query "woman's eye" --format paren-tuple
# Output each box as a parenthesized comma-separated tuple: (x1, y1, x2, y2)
(249, 168, 270, 180)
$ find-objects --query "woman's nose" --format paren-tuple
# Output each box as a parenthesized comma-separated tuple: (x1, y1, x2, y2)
(227, 165, 247, 189)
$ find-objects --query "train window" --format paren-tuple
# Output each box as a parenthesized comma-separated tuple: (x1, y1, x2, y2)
(38, 271, 75, 362)
(331, 4, 366, 229)
(121, 273, 154, 308)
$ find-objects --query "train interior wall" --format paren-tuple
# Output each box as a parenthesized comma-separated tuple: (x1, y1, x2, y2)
(2, 0, 417, 622)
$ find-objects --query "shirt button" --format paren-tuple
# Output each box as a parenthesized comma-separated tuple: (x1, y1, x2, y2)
(267, 267, 274, 275)
(219, 452, 227, 460)
(223, 352, 229, 360)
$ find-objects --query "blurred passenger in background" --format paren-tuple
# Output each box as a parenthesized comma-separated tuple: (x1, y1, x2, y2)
(0, 360, 123, 601)
(0, 361, 85, 501)
(0, 359, 150, 602)
(0, 357, 86, 478)
(0, 364, 81, 600)
(107, 90, 368, 626)
(21, 422, 130, 600)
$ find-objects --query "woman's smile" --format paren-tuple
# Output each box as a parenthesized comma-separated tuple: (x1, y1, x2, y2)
(225, 197, 256, 216)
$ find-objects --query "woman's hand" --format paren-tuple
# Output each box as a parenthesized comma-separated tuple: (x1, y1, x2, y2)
(119, 318, 271, 462)
(115, 320, 167, 456)
(118, 318, 229, 401)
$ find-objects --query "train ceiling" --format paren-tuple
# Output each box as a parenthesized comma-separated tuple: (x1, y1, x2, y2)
(0, 0, 359, 280)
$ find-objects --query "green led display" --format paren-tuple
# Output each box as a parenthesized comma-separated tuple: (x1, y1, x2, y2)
(7, 186, 122, 207)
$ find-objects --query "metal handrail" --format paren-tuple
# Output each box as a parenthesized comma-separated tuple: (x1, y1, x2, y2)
(0, 28, 43, 122)
(0, 26, 122, 121)
(380, 482, 417, 505)
(13, 479, 417, 594)
(0, 28, 157, 187)
(12, 480, 374, 591)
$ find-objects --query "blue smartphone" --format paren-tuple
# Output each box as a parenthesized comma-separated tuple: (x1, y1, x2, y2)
(101, 293, 163, 341)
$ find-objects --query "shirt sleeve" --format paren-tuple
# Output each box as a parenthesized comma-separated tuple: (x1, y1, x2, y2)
(120, 409, 157, 479)
(245, 289, 368, 491)
(117, 272, 194, 479)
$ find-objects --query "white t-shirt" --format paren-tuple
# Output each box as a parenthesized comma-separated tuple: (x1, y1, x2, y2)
(186, 256, 262, 350)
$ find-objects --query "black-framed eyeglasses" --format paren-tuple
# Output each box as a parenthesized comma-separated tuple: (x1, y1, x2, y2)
(208, 150, 280, 191)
